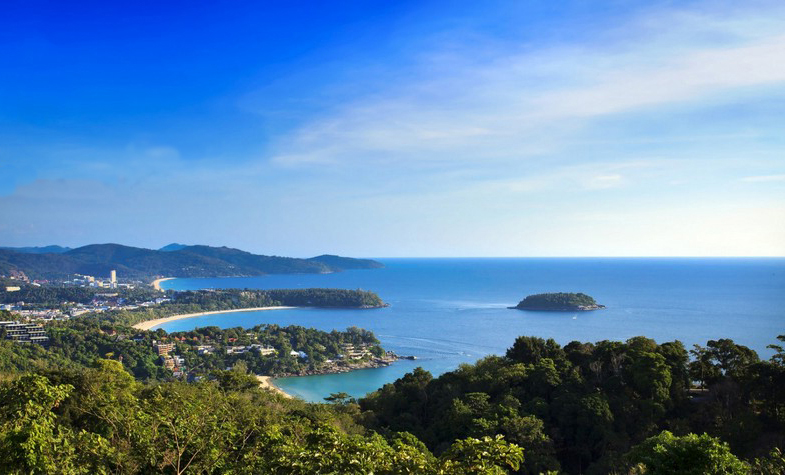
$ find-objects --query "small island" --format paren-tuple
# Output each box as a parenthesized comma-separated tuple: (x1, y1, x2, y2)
(510, 292, 605, 311)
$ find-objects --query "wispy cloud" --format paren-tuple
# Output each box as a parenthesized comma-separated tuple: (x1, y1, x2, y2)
(266, 4, 785, 173)
(741, 174, 785, 182)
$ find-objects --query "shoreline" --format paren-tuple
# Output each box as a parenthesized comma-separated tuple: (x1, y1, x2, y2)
(151, 277, 176, 291)
(275, 355, 399, 378)
(256, 375, 294, 399)
(510, 304, 606, 311)
(131, 306, 297, 331)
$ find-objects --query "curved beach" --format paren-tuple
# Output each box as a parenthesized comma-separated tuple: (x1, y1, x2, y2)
(256, 375, 294, 399)
(151, 277, 175, 291)
(131, 306, 296, 331)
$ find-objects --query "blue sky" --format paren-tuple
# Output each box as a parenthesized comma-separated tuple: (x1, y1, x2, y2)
(1, 0, 783, 256)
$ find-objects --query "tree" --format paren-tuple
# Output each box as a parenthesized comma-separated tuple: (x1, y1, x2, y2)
(324, 392, 352, 404)
(215, 364, 259, 392)
(440, 435, 524, 474)
(626, 430, 748, 475)
(506, 336, 565, 366)
(689, 344, 720, 389)
(0, 374, 114, 474)
(706, 339, 759, 380)
(750, 448, 785, 475)
(766, 335, 785, 366)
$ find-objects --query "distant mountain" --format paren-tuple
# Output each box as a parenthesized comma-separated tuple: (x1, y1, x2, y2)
(0, 244, 383, 280)
(159, 243, 188, 252)
(308, 254, 384, 270)
(0, 245, 72, 254)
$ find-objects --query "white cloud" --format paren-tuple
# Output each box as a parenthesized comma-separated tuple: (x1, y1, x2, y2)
(584, 174, 624, 190)
(266, 5, 785, 171)
(741, 174, 785, 182)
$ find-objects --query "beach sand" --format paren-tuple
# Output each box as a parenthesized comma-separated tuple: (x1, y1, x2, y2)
(256, 375, 294, 399)
(151, 277, 175, 291)
(131, 306, 296, 331)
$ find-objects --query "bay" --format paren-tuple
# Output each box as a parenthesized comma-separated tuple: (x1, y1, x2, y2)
(157, 258, 785, 402)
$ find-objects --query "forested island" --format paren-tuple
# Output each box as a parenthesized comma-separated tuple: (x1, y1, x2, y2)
(511, 292, 605, 311)
(0, 242, 383, 279)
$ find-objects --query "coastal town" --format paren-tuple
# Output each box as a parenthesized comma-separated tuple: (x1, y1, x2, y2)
(1, 269, 166, 348)
(0, 272, 401, 393)
(1, 269, 167, 322)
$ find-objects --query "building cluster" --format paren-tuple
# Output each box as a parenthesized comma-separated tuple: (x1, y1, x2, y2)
(71, 295, 170, 316)
(196, 345, 215, 355)
(70, 270, 130, 289)
(2, 293, 171, 322)
(226, 344, 277, 355)
(6, 308, 68, 322)
(154, 341, 187, 378)
(341, 343, 373, 360)
(7, 270, 30, 282)
(0, 320, 49, 345)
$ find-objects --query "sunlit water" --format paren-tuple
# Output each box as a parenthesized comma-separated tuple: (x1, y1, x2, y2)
(157, 258, 785, 402)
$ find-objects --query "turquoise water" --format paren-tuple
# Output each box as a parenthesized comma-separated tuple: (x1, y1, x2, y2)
(158, 258, 785, 402)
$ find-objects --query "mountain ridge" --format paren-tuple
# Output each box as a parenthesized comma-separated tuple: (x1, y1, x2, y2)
(0, 245, 72, 254)
(0, 243, 383, 280)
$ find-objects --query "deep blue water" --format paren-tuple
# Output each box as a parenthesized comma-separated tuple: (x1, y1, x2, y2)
(158, 258, 785, 402)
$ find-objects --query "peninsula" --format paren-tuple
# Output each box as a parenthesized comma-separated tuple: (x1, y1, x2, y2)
(114, 288, 387, 327)
(511, 292, 605, 311)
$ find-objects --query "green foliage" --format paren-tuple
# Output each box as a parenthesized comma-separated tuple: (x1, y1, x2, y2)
(690, 339, 759, 387)
(0, 285, 105, 306)
(749, 447, 785, 475)
(0, 366, 523, 474)
(361, 335, 785, 474)
(0, 373, 115, 474)
(515, 292, 600, 310)
(3, 318, 783, 475)
(506, 336, 566, 365)
(324, 392, 352, 404)
(1, 318, 385, 381)
(98, 288, 384, 326)
(440, 435, 524, 474)
(214, 361, 259, 391)
(626, 430, 748, 474)
(266, 288, 386, 308)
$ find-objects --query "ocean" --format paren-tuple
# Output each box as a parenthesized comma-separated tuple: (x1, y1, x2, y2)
(157, 258, 785, 402)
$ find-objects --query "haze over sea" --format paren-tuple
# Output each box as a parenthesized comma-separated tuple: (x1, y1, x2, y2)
(157, 258, 785, 402)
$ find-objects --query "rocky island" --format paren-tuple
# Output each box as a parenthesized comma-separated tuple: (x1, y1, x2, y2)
(510, 292, 605, 311)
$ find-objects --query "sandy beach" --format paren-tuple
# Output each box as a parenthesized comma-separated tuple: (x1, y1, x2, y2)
(151, 277, 175, 291)
(131, 306, 296, 331)
(256, 375, 294, 399)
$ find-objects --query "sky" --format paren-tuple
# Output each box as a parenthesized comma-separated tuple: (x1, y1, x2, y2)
(1, 0, 784, 257)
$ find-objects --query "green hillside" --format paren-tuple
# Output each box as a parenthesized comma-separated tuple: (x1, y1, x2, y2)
(0, 243, 383, 280)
